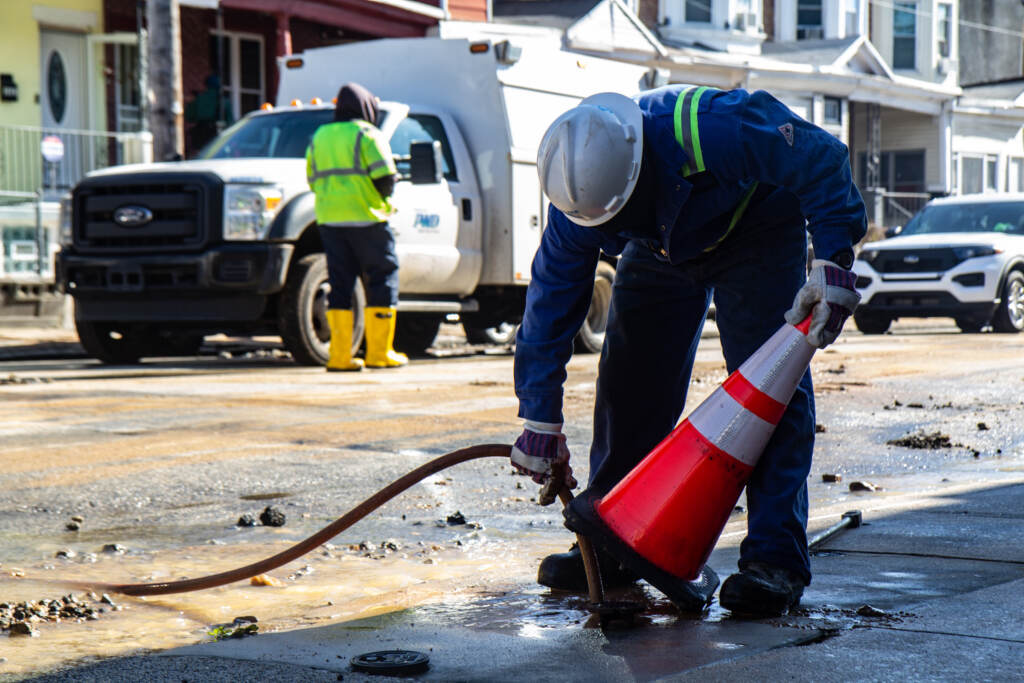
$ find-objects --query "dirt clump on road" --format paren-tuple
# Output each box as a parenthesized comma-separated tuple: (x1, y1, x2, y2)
(1, 593, 117, 637)
(886, 431, 959, 449)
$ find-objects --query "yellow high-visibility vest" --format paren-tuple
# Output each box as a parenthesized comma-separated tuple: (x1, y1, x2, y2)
(306, 120, 397, 225)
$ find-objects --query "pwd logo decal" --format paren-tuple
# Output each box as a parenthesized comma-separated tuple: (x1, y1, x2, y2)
(413, 213, 440, 230)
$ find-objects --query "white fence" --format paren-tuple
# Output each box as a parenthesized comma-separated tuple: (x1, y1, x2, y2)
(0, 124, 152, 197)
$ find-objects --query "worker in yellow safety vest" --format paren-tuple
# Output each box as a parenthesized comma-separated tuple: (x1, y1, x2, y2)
(306, 82, 407, 370)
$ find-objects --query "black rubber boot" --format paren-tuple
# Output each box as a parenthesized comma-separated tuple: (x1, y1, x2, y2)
(718, 562, 807, 616)
(537, 542, 639, 592)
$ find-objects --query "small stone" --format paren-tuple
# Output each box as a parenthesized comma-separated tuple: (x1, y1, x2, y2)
(259, 506, 286, 527)
(8, 622, 39, 637)
(977, 422, 989, 431)
(65, 522, 80, 532)
(236, 513, 258, 527)
(55, 549, 76, 559)
(70, 515, 84, 523)
(856, 604, 887, 617)
(102, 544, 126, 554)
(446, 511, 467, 525)
(822, 473, 842, 483)
(100, 594, 115, 605)
(849, 481, 880, 492)
(732, 505, 745, 513)
(815, 423, 827, 433)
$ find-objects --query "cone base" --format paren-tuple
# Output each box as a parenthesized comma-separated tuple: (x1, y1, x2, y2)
(565, 489, 719, 613)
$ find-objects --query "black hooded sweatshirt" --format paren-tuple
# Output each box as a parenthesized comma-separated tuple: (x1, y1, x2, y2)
(333, 83, 394, 199)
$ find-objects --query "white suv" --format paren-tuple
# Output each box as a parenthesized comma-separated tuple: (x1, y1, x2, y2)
(852, 193, 1024, 334)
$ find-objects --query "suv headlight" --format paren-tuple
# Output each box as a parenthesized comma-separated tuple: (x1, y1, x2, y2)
(224, 185, 283, 241)
(952, 245, 1000, 261)
(58, 193, 73, 247)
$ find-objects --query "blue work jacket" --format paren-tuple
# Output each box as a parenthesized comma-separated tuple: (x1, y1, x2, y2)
(514, 85, 867, 423)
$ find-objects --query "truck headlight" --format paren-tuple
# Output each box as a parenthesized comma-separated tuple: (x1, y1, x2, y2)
(58, 193, 73, 247)
(224, 185, 283, 241)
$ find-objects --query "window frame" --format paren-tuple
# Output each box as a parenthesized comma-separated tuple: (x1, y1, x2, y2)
(684, 0, 712, 24)
(796, 0, 823, 40)
(208, 29, 266, 120)
(937, 2, 952, 59)
(892, 1, 917, 70)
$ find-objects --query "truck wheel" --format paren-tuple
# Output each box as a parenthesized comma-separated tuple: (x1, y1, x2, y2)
(464, 321, 518, 346)
(394, 313, 442, 355)
(574, 260, 616, 353)
(853, 312, 891, 335)
(991, 270, 1024, 333)
(75, 320, 147, 364)
(279, 253, 365, 366)
(955, 317, 985, 334)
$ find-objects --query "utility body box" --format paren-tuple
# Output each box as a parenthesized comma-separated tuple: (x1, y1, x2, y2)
(58, 30, 647, 364)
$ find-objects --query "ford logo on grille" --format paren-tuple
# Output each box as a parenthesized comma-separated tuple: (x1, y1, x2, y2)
(113, 205, 153, 227)
(903, 254, 920, 264)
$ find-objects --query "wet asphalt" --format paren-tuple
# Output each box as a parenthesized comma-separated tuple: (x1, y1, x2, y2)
(1, 320, 1023, 681)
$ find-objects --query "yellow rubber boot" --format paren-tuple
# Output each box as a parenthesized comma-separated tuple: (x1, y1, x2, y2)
(326, 309, 364, 372)
(364, 307, 408, 368)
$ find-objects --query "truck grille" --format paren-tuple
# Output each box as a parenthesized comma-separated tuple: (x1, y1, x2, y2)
(72, 173, 221, 253)
(872, 248, 960, 274)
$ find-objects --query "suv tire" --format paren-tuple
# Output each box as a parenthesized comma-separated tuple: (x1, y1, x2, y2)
(955, 317, 985, 334)
(853, 312, 891, 335)
(279, 253, 365, 365)
(992, 270, 1024, 333)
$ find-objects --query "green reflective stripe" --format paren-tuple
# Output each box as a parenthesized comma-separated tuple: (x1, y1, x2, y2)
(310, 168, 368, 183)
(353, 130, 364, 169)
(703, 182, 759, 254)
(673, 86, 710, 177)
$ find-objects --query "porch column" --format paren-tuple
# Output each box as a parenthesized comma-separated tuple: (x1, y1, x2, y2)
(272, 12, 292, 103)
(938, 100, 952, 195)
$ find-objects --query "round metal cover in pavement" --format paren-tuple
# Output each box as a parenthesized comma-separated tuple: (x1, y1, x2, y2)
(351, 650, 430, 675)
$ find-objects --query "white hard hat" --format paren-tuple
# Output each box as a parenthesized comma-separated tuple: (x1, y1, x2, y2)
(537, 92, 643, 227)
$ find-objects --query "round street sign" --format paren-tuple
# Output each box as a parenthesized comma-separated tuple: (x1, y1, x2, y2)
(41, 135, 64, 163)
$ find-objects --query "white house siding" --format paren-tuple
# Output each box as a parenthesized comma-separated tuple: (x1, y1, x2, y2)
(952, 114, 1024, 193)
(850, 106, 942, 191)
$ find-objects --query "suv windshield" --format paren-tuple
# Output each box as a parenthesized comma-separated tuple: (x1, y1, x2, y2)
(198, 109, 337, 159)
(902, 201, 1024, 236)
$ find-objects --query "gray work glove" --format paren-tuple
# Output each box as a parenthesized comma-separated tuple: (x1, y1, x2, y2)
(511, 420, 577, 489)
(785, 259, 861, 348)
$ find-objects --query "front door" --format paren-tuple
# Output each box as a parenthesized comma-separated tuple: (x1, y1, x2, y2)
(39, 29, 88, 193)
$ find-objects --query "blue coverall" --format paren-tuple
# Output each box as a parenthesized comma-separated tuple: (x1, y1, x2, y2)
(514, 85, 867, 583)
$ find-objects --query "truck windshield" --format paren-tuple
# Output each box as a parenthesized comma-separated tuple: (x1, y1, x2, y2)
(901, 201, 1024, 236)
(198, 109, 335, 159)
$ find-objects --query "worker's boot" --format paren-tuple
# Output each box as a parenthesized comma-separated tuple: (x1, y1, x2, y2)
(325, 309, 364, 372)
(364, 307, 408, 368)
(537, 542, 638, 592)
(718, 562, 807, 616)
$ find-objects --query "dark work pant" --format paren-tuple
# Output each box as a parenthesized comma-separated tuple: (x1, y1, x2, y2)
(318, 223, 400, 309)
(587, 218, 815, 584)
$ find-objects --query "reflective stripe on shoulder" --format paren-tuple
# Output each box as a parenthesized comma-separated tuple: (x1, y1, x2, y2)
(673, 86, 713, 177)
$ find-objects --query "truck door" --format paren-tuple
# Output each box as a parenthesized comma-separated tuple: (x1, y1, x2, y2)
(387, 112, 481, 295)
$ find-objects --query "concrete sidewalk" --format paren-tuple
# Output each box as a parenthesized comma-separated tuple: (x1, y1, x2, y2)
(21, 478, 1024, 682)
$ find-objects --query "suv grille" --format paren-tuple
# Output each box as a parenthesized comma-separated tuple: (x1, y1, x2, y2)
(872, 248, 960, 274)
(73, 173, 222, 253)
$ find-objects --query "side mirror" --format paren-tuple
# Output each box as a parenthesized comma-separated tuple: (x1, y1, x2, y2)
(409, 140, 443, 185)
(884, 225, 903, 238)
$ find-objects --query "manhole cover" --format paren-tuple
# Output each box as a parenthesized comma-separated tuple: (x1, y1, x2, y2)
(351, 649, 430, 675)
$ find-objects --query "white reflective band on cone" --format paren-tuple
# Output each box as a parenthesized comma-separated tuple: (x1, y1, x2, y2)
(736, 324, 815, 405)
(688, 389, 777, 467)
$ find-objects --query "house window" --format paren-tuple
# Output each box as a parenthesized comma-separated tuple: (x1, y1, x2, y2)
(937, 2, 952, 58)
(958, 153, 998, 195)
(858, 150, 925, 192)
(114, 43, 141, 132)
(893, 1, 916, 69)
(1008, 158, 1024, 193)
(209, 31, 265, 120)
(685, 0, 711, 23)
(797, 0, 823, 40)
(824, 97, 842, 125)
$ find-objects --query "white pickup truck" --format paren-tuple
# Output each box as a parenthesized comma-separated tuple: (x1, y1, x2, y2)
(58, 34, 648, 363)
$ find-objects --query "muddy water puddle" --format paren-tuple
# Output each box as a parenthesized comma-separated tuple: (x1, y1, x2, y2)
(0, 535, 562, 676)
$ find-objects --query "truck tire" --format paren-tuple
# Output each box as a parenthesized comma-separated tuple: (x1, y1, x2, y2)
(394, 313, 442, 355)
(75, 320, 147, 364)
(279, 253, 365, 366)
(991, 270, 1024, 333)
(464, 321, 518, 346)
(574, 260, 616, 354)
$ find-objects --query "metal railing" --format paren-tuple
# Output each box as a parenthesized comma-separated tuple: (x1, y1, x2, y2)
(0, 190, 57, 284)
(860, 189, 932, 228)
(0, 124, 152, 198)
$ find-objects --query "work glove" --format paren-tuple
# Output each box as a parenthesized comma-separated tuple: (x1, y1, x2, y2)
(785, 259, 861, 349)
(511, 420, 578, 490)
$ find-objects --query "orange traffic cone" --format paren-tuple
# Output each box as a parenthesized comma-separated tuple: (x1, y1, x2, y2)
(564, 315, 816, 611)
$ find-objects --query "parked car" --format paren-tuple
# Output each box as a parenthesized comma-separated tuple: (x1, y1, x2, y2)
(852, 194, 1024, 334)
